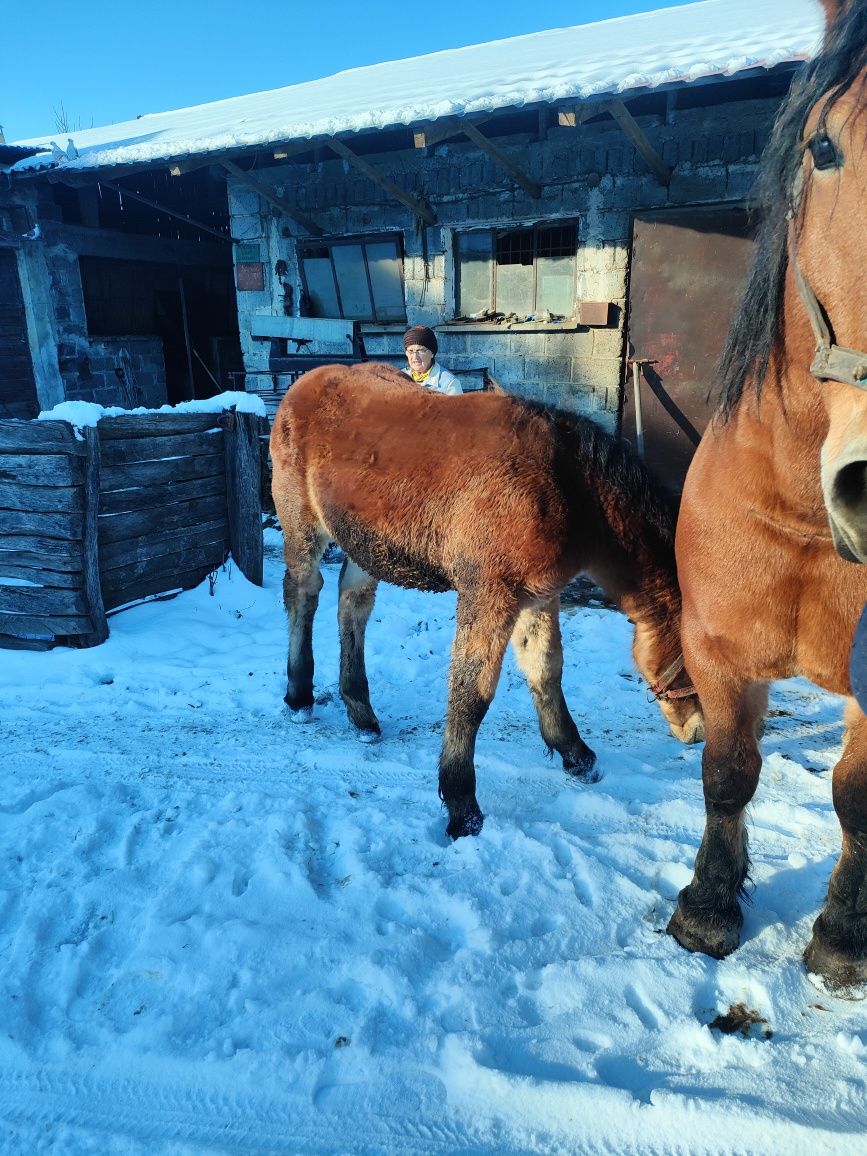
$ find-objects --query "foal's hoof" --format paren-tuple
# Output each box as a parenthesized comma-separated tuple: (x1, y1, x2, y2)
(446, 800, 484, 840)
(667, 890, 742, 959)
(563, 745, 600, 783)
(804, 933, 867, 997)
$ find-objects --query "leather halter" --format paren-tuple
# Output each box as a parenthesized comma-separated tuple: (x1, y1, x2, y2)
(647, 653, 698, 703)
(792, 256, 867, 389)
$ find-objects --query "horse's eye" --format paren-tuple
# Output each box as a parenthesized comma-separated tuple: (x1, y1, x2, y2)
(809, 132, 841, 171)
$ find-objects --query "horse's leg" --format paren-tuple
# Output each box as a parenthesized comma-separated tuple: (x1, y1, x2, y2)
(281, 520, 329, 718)
(667, 674, 767, 958)
(804, 705, 867, 988)
(510, 600, 599, 781)
(440, 587, 518, 839)
(337, 558, 380, 737)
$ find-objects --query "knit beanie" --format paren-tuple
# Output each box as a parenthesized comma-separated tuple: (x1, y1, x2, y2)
(403, 325, 438, 356)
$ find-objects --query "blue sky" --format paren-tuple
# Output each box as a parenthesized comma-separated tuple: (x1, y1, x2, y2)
(3, 0, 699, 142)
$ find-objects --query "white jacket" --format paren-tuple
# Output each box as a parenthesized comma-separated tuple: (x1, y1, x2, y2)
(401, 362, 463, 395)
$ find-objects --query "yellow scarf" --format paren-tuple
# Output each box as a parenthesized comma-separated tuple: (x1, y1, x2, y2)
(409, 368, 432, 383)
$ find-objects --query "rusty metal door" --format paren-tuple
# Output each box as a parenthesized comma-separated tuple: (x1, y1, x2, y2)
(622, 209, 756, 491)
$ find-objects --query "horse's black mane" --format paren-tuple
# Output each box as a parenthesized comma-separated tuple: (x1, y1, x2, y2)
(717, 2, 867, 420)
(520, 398, 678, 543)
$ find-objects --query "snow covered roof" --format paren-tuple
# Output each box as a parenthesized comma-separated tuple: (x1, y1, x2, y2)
(11, 0, 823, 176)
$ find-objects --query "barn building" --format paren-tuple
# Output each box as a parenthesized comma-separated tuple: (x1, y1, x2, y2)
(1, 0, 822, 488)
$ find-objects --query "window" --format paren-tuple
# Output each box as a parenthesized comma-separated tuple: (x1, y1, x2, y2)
(456, 223, 577, 319)
(298, 236, 406, 323)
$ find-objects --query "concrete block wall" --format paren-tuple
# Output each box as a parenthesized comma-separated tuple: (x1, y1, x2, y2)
(228, 92, 783, 429)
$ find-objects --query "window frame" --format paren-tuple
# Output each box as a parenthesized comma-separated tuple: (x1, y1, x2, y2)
(455, 221, 579, 320)
(297, 233, 407, 324)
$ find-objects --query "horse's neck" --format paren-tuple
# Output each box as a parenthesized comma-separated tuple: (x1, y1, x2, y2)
(725, 284, 829, 522)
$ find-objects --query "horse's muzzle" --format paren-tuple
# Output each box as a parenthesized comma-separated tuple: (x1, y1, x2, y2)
(823, 457, 867, 564)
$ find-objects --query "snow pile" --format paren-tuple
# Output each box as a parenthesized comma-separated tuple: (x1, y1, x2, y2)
(0, 530, 863, 1152)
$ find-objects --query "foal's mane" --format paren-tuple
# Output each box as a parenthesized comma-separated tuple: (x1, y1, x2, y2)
(521, 399, 678, 545)
(717, 3, 867, 420)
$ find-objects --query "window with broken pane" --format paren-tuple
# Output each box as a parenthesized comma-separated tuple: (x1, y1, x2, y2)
(298, 236, 406, 322)
(456, 222, 577, 319)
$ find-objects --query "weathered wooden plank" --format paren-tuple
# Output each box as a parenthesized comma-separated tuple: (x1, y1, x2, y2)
(0, 565, 82, 588)
(0, 507, 85, 539)
(0, 480, 84, 513)
(99, 429, 224, 467)
(0, 585, 89, 615)
(98, 413, 224, 439)
(0, 454, 85, 486)
(103, 562, 220, 613)
(0, 536, 85, 566)
(101, 541, 228, 596)
(0, 633, 58, 651)
(0, 420, 87, 455)
(98, 519, 228, 570)
(77, 424, 109, 647)
(98, 494, 229, 545)
(0, 612, 93, 636)
(248, 315, 353, 343)
(101, 451, 224, 492)
(223, 410, 265, 586)
(99, 473, 226, 516)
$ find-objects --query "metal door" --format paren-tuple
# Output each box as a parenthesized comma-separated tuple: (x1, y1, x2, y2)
(0, 248, 39, 419)
(622, 209, 756, 491)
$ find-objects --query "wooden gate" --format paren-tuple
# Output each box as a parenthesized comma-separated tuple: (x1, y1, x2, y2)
(621, 208, 756, 492)
(0, 249, 39, 420)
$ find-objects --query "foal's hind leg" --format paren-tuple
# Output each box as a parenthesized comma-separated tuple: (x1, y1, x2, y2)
(804, 705, 867, 989)
(337, 559, 381, 738)
(667, 674, 767, 958)
(511, 600, 599, 781)
(281, 522, 330, 717)
(440, 586, 519, 839)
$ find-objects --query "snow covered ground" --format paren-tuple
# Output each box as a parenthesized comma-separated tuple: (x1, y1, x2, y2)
(0, 530, 864, 1154)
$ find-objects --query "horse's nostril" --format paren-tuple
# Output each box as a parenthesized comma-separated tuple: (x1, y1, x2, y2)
(833, 460, 867, 512)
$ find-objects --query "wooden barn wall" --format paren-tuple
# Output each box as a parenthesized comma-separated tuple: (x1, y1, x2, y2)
(0, 410, 265, 650)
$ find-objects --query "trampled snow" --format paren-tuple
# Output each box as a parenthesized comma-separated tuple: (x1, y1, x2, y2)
(0, 532, 864, 1153)
(10, 0, 823, 173)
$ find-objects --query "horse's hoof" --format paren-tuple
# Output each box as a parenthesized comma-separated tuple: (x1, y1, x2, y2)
(563, 746, 600, 783)
(667, 892, 741, 959)
(353, 723, 381, 745)
(446, 802, 484, 840)
(287, 705, 314, 724)
(804, 935, 867, 997)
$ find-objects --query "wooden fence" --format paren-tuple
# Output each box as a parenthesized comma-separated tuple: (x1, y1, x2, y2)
(0, 408, 266, 650)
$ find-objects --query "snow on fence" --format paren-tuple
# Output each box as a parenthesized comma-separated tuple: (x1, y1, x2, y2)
(0, 409, 267, 650)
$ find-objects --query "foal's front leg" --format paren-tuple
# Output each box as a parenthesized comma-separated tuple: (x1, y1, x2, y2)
(440, 587, 518, 839)
(337, 559, 381, 737)
(511, 600, 599, 781)
(667, 673, 767, 958)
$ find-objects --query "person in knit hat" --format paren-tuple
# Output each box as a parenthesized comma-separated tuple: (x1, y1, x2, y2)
(401, 325, 463, 395)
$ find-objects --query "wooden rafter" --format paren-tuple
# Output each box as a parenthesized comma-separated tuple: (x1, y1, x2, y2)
(324, 136, 436, 225)
(558, 99, 671, 186)
(97, 180, 237, 243)
(414, 117, 541, 199)
(220, 159, 324, 237)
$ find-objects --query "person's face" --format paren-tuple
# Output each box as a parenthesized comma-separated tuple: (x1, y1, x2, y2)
(406, 344, 433, 373)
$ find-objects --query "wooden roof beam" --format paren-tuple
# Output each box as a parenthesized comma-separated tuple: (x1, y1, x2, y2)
(324, 136, 436, 225)
(415, 116, 541, 199)
(604, 98, 671, 185)
(97, 180, 237, 243)
(559, 99, 671, 186)
(220, 159, 324, 237)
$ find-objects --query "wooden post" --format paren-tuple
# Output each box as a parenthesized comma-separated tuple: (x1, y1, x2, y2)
(75, 424, 109, 646)
(222, 409, 265, 586)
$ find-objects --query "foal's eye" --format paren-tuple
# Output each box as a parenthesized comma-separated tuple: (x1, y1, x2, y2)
(809, 132, 841, 171)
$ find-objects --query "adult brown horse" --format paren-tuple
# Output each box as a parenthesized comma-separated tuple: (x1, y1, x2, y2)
(668, 0, 867, 990)
(270, 363, 703, 839)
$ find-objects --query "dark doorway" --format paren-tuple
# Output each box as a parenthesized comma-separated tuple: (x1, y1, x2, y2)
(0, 249, 39, 419)
(622, 208, 756, 492)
